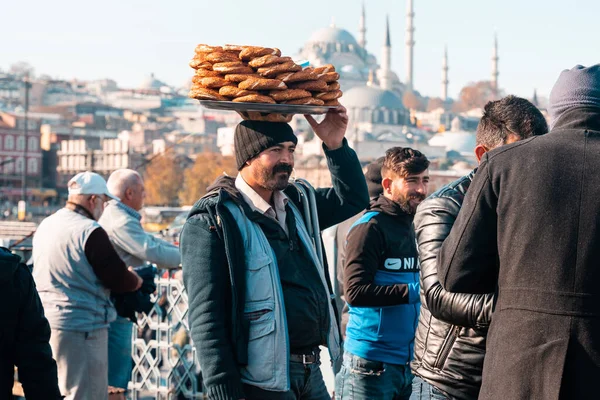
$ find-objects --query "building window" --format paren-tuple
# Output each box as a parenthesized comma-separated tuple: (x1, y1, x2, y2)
(5, 158, 14, 174)
(28, 137, 38, 151)
(4, 135, 14, 150)
(16, 136, 25, 151)
(28, 158, 38, 174)
(15, 157, 24, 173)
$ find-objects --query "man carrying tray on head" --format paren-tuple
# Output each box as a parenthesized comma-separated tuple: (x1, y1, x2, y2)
(181, 106, 369, 400)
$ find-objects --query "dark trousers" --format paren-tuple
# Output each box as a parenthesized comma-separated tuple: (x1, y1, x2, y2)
(243, 352, 330, 400)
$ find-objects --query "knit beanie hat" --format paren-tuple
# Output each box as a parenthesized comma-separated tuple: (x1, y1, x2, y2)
(234, 120, 298, 170)
(549, 64, 600, 129)
(365, 156, 384, 199)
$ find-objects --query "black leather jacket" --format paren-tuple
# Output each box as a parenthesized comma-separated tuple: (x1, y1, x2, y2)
(411, 171, 495, 400)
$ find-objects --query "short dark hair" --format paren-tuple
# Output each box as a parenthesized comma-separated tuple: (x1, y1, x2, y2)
(381, 147, 430, 178)
(477, 95, 548, 148)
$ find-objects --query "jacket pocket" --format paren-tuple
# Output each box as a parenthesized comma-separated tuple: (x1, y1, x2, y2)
(241, 300, 276, 384)
(434, 325, 460, 370)
(244, 253, 273, 303)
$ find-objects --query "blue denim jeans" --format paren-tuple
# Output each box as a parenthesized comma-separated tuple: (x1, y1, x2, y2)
(108, 316, 134, 389)
(409, 377, 449, 400)
(335, 351, 413, 400)
(243, 351, 330, 400)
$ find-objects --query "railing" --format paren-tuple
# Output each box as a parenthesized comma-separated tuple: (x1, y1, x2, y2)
(129, 268, 205, 399)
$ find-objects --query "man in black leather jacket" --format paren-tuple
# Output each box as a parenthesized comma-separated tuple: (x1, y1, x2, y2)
(410, 96, 548, 400)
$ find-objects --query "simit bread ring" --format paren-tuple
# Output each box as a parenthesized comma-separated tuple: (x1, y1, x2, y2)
(205, 52, 240, 63)
(313, 64, 336, 74)
(219, 86, 259, 98)
(257, 62, 302, 78)
(189, 87, 227, 101)
(194, 68, 222, 78)
(288, 80, 328, 91)
(239, 46, 281, 61)
(232, 94, 276, 104)
(189, 59, 213, 70)
(314, 90, 343, 101)
(239, 78, 287, 90)
(324, 99, 341, 106)
(249, 55, 292, 68)
(198, 77, 231, 89)
(318, 72, 340, 83)
(195, 44, 223, 53)
(223, 44, 245, 51)
(326, 82, 341, 91)
(283, 97, 325, 106)
(212, 62, 254, 74)
(269, 89, 312, 101)
(275, 69, 319, 83)
(224, 73, 260, 83)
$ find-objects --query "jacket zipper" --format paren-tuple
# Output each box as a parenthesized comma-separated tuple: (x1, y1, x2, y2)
(216, 207, 239, 343)
(434, 325, 460, 369)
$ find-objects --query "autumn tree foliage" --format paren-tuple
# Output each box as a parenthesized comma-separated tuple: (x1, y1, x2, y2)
(178, 152, 237, 206)
(452, 81, 502, 112)
(402, 91, 424, 111)
(143, 154, 184, 206)
(427, 97, 446, 111)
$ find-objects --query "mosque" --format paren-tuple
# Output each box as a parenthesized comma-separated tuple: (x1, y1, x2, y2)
(295, 0, 500, 161)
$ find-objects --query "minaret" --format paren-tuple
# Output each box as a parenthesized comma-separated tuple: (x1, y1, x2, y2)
(532, 89, 539, 107)
(492, 33, 499, 97)
(405, 0, 415, 91)
(441, 45, 449, 101)
(380, 15, 393, 90)
(358, 2, 367, 49)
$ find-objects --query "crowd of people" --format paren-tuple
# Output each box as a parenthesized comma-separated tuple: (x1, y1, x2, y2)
(3, 64, 600, 400)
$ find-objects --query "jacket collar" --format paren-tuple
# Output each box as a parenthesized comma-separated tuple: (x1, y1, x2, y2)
(551, 106, 600, 133)
(369, 194, 415, 222)
(65, 202, 95, 220)
(113, 200, 142, 221)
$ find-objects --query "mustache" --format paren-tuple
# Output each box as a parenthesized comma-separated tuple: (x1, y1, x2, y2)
(273, 164, 293, 174)
(408, 193, 426, 201)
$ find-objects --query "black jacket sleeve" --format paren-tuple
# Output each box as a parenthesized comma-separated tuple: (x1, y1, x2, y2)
(343, 220, 419, 307)
(414, 195, 494, 329)
(14, 264, 62, 399)
(313, 139, 370, 230)
(439, 157, 500, 293)
(84, 227, 140, 293)
(180, 213, 244, 400)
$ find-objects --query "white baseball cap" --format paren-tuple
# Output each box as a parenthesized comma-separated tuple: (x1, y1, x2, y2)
(68, 171, 120, 201)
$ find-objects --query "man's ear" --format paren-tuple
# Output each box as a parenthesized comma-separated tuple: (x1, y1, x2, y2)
(474, 144, 488, 163)
(381, 177, 393, 195)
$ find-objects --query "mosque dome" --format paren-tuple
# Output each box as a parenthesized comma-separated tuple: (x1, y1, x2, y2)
(139, 73, 167, 90)
(308, 27, 359, 47)
(428, 131, 476, 155)
(343, 85, 408, 125)
(343, 85, 404, 109)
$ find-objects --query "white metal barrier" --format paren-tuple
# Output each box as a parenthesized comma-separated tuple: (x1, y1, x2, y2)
(129, 269, 204, 399)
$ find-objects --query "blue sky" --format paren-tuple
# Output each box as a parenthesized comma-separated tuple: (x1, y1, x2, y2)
(2, 0, 598, 100)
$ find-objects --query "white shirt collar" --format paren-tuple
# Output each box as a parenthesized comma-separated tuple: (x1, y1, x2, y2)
(234, 174, 288, 216)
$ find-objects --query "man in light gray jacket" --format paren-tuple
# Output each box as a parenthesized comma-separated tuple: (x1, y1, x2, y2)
(99, 168, 181, 389)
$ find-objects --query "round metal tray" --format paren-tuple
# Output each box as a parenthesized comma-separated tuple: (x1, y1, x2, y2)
(198, 100, 337, 115)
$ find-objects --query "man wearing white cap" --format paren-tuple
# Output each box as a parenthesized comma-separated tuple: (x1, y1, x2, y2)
(32, 171, 143, 400)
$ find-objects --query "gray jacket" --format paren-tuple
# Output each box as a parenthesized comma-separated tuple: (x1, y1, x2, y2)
(99, 201, 180, 269)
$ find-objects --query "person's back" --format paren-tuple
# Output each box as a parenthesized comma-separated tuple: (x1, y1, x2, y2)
(0, 247, 61, 400)
(33, 207, 115, 330)
(439, 65, 600, 399)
